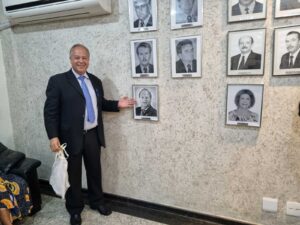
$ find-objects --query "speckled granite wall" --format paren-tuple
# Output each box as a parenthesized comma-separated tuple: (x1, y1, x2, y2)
(0, 38, 14, 148)
(1, 0, 300, 224)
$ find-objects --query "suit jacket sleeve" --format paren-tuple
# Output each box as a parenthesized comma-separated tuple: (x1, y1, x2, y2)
(97, 78, 120, 112)
(44, 76, 61, 139)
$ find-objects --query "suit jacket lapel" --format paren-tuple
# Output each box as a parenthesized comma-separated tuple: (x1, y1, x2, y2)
(87, 73, 100, 105)
(66, 69, 84, 98)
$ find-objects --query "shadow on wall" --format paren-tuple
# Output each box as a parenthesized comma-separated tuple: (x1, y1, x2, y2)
(6, 1, 120, 34)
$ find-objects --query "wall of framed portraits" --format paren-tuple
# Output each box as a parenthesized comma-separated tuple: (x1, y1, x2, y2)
(1, 0, 300, 224)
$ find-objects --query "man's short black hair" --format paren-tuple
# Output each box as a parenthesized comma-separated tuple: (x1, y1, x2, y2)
(176, 39, 193, 54)
(287, 31, 300, 40)
(136, 42, 152, 55)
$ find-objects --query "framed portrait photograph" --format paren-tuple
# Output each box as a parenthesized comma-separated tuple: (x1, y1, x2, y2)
(227, 28, 265, 76)
(275, 0, 300, 18)
(130, 39, 157, 78)
(226, 84, 264, 128)
(133, 85, 158, 121)
(273, 25, 300, 76)
(128, 0, 157, 33)
(171, 35, 202, 78)
(228, 0, 266, 22)
(170, 0, 203, 30)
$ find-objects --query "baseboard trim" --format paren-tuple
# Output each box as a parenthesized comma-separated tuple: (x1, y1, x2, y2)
(39, 179, 256, 225)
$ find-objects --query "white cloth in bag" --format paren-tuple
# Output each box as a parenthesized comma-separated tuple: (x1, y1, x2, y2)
(49, 143, 70, 199)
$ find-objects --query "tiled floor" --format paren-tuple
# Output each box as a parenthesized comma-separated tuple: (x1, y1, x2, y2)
(17, 195, 166, 225)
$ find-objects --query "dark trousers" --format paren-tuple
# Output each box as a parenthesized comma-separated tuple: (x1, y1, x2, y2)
(65, 128, 104, 215)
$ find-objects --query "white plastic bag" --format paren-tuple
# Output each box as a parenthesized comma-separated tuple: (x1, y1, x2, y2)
(49, 143, 70, 199)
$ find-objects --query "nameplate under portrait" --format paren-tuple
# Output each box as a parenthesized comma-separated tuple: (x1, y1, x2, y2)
(128, 0, 158, 33)
(171, 35, 202, 78)
(275, 0, 300, 18)
(130, 38, 158, 78)
(228, 0, 267, 23)
(273, 25, 300, 76)
(227, 28, 266, 76)
(133, 85, 159, 121)
(170, 0, 203, 30)
(226, 84, 264, 128)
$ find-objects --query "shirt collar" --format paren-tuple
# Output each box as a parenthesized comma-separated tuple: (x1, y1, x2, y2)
(72, 68, 89, 80)
(239, 1, 255, 14)
(290, 48, 300, 58)
(142, 14, 151, 26)
(241, 51, 251, 60)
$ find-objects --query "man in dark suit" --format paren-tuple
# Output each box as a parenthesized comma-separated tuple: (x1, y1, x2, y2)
(135, 42, 154, 74)
(133, 0, 153, 28)
(176, 39, 197, 73)
(280, 0, 300, 10)
(231, 35, 261, 70)
(280, 31, 300, 69)
(135, 88, 157, 117)
(232, 0, 263, 16)
(44, 44, 135, 225)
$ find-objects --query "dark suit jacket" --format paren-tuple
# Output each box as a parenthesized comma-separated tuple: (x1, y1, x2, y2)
(232, 1, 263, 16)
(231, 51, 261, 70)
(176, 59, 197, 73)
(280, 0, 300, 10)
(136, 105, 157, 117)
(44, 69, 119, 155)
(135, 64, 154, 73)
(280, 51, 300, 69)
(134, 15, 153, 28)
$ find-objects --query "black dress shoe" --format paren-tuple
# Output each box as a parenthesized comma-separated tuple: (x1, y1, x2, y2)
(91, 204, 112, 216)
(70, 213, 82, 225)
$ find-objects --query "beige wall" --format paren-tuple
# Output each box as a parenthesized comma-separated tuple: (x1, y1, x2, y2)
(0, 38, 14, 148)
(1, 0, 300, 224)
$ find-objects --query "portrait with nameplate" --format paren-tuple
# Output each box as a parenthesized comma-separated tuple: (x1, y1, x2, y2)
(171, 35, 202, 78)
(128, 0, 157, 32)
(131, 38, 157, 78)
(170, 0, 203, 30)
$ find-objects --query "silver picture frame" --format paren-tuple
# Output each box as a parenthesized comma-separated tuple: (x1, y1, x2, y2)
(273, 25, 300, 76)
(128, 0, 158, 33)
(275, 0, 300, 18)
(171, 35, 202, 78)
(170, 0, 203, 30)
(130, 38, 158, 78)
(226, 84, 264, 128)
(133, 85, 159, 121)
(227, 28, 266, 76)
(228, 0, 267, 22)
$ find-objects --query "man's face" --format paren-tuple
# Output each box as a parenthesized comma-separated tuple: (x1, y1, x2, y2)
(178, 0, 194, 14)
(239, 0, 254, 6)
(134, 0, 150, 20)
(139, 90, 151, 108)
(285, 33, 300, 54)
(239, 36, 252, 54)
(70, 47, 90, 75)
(137, 47, 151, 67)
(179, 44, 194, 63)
(239, 94, 251, 109)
